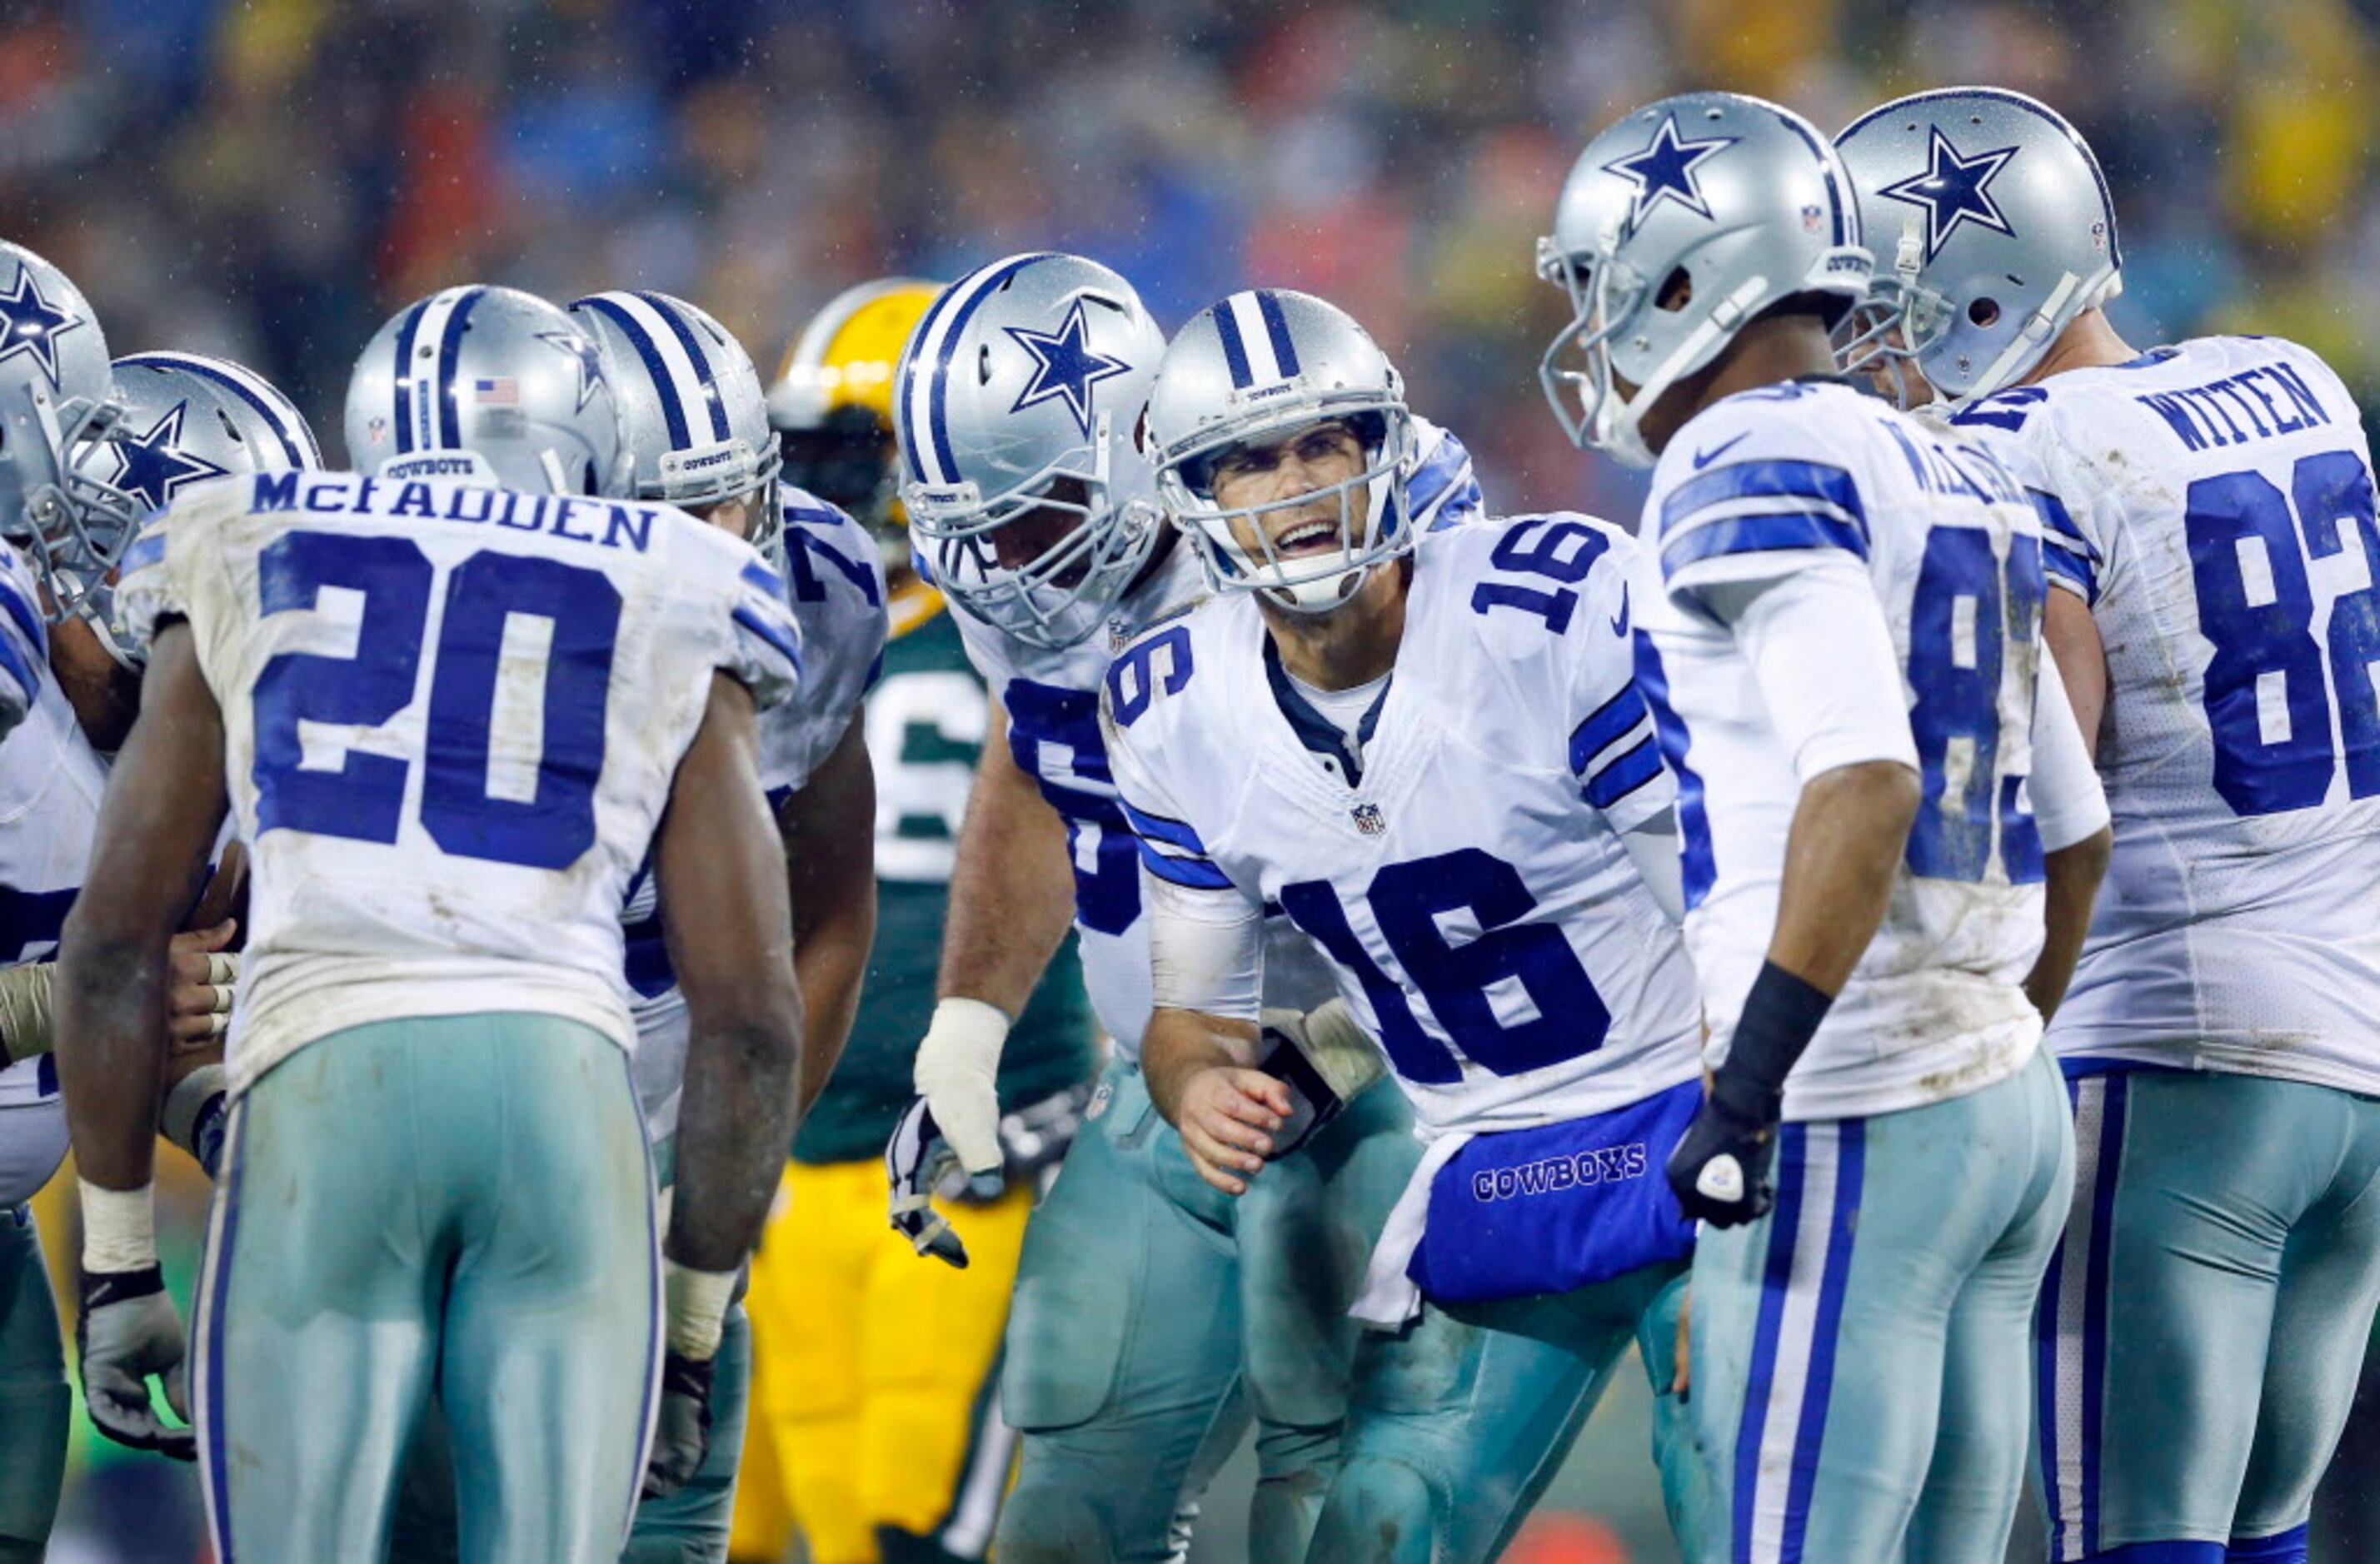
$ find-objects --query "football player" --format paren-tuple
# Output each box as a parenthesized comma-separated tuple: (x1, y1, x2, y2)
(1540, 93, 2112, 1560)
(55, 284, 806, 1562)
(0, 253, 317, 1560)
(884, 252, 1479, 1562)
(575, 286, 886, 1562)
(1839, 88, 2380, 1564)
(1107, 286, 1709, 1564)
(730, 277, 1100, 1564)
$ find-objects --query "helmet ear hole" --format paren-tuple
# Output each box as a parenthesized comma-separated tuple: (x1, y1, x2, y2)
(1657, 267, 1694, 312)
(1968, 297, 2001, 328)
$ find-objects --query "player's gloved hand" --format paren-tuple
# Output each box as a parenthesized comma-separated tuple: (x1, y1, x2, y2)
(1256, 999, 1386, 1158)
(1665, 1068, 1783, 1228)
(641, 1349, 716, 1502)
(909, 998, 1011, 1188)
(77, 1266, 195, 1460)
(886, 1098, 970, 1268)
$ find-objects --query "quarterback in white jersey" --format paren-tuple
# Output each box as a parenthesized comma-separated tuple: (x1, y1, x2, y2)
(887, 255, 1479, 1564)
(1545, 94, 2108, 1562)
(57, 286, 807, 1564)
(1116, 288, 1712, 1564)
(1841, 87, 2380, 1563)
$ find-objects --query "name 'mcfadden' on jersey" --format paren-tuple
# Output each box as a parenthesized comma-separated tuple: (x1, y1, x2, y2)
(1948, 335, 2380, 1088)
(1633, 379, 2109, 1122)
(114, 467, 802, 1094)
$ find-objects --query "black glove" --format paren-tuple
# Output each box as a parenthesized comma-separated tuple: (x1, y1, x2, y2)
(1664, 1068, 1784, 1228)
(77, 1265, 195, 1460)
(641, 1349, 716, 1502)
(886, 1098, 970, 1268)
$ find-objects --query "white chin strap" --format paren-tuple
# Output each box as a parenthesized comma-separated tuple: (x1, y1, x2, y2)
(1599, 273, 1774, 470)
(1955, 262, 2118, 404)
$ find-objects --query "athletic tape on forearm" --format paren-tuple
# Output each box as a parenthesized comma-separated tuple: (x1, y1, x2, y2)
(78, 1179, 158, 1273)
(0, 961, 52, 1063)
(663, 1259, 738, 1361)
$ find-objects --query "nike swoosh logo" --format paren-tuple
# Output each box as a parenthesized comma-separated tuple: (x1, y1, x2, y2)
(1691, 431, 1751, 470)
(1611, 585, 1630, 637)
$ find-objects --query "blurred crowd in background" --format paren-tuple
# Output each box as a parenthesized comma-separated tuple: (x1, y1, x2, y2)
(8, 0, 2380, 1558)
(11, 0, 2380, 525)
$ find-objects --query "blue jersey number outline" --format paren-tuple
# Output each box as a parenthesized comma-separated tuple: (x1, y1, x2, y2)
(1280, 848, 1609, 1085)
(2187, 450, 2380, 814)
(252, 531, 623, 869)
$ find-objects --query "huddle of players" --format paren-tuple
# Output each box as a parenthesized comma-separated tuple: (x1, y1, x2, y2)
(0, 77, 2367, 1564)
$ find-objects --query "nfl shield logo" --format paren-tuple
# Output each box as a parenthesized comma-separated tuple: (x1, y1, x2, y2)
(1800, 204, 1824, 233)
(1350, 803, 1386, 835)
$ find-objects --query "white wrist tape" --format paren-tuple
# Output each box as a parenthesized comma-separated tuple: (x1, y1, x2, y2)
(78, 1180, 158, 1273)
(163, 1065, 227, 1164)
(0, 961, 53, 1063)
(663, 1259, 738, 1361)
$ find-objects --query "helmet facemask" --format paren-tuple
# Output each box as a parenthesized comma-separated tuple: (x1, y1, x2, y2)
(1536, 225, 1662, 467)
(906, 411, 1162, 650)
(1160, 406, 1415, 617)
(0, 379, 145, 663)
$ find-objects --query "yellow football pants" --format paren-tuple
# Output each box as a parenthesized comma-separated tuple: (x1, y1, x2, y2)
(729, 1160, 1032, 1564)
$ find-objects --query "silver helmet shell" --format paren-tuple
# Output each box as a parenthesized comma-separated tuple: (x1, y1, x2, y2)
(566, 289, 782, 559)
(1536, 92, 1871, 467)
(892, 252, 1166, 650)
(1834, 87, 2121, 405)
(0, 241, 144, 633)
(345, 285, 630, 497)
(77, 351, 325, 666)
(1146, 288, 1414, 615)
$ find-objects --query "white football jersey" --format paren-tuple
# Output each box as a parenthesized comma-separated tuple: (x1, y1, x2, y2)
(117, 470, 801, 1095)
(0, 667, 108, 1201)
(621, 484, 889, 1135)
(1954, 336, 2380, 1088)
(0, 539, 43, 740)
(944, 416, 1485, 1053)
(1635, 379, 2081, 1122)
(1104, 515, 1701, 1136)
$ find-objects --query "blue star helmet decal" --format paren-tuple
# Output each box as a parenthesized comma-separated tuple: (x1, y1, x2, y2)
(105, 401, 231, 513)
(0, 264, 87, 391)
(1879, 127, 2018, 262)
(536, 329, 605, 413)
(1005, 298, 1133, 438)
(1601, 112, 1740, 231)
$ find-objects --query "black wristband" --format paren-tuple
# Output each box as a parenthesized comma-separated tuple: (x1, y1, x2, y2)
(1715, 960, 1836, 1107)
(82, 1263, 166, 1307)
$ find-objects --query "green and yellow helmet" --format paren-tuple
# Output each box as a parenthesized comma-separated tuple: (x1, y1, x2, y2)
(768, 278, 941, 561)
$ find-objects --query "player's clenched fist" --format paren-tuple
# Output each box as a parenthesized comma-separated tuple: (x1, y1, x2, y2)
(1175, 1066, 1292, 1196)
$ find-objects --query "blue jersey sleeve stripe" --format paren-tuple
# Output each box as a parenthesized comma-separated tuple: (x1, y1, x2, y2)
(0, 621, 38, 706)
(2026, 487, 2093, 552)
(0, 571, 48, 665)
(119, 528, 168, 580)
(2042, 541, 2098, 603)
(1582, 736, 1664, 809)
(732, 605, 804, 676)
(1120, 797, 1210, 855)
(1659, 459, 1868, 539)
(1660, 512, 1869, 576)
(1135, 838, 1235, 890)
(740, 557, 787, 597)
(1569, 684, 1649, 776)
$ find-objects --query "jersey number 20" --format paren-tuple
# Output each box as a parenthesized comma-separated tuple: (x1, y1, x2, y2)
(251, 531, 618, 869)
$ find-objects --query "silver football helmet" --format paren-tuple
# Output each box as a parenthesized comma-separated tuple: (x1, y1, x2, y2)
(567, 289, 783, 560)
(892, 252, 1166, 650)
(1537, 92, 1871, 467)
(345, 285, 630, 497)
(1835, 87, 2121, 406)
(0, 241, 145, 633)
(72, 352, 324, 666)
(1146, 289, 1414, 615)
